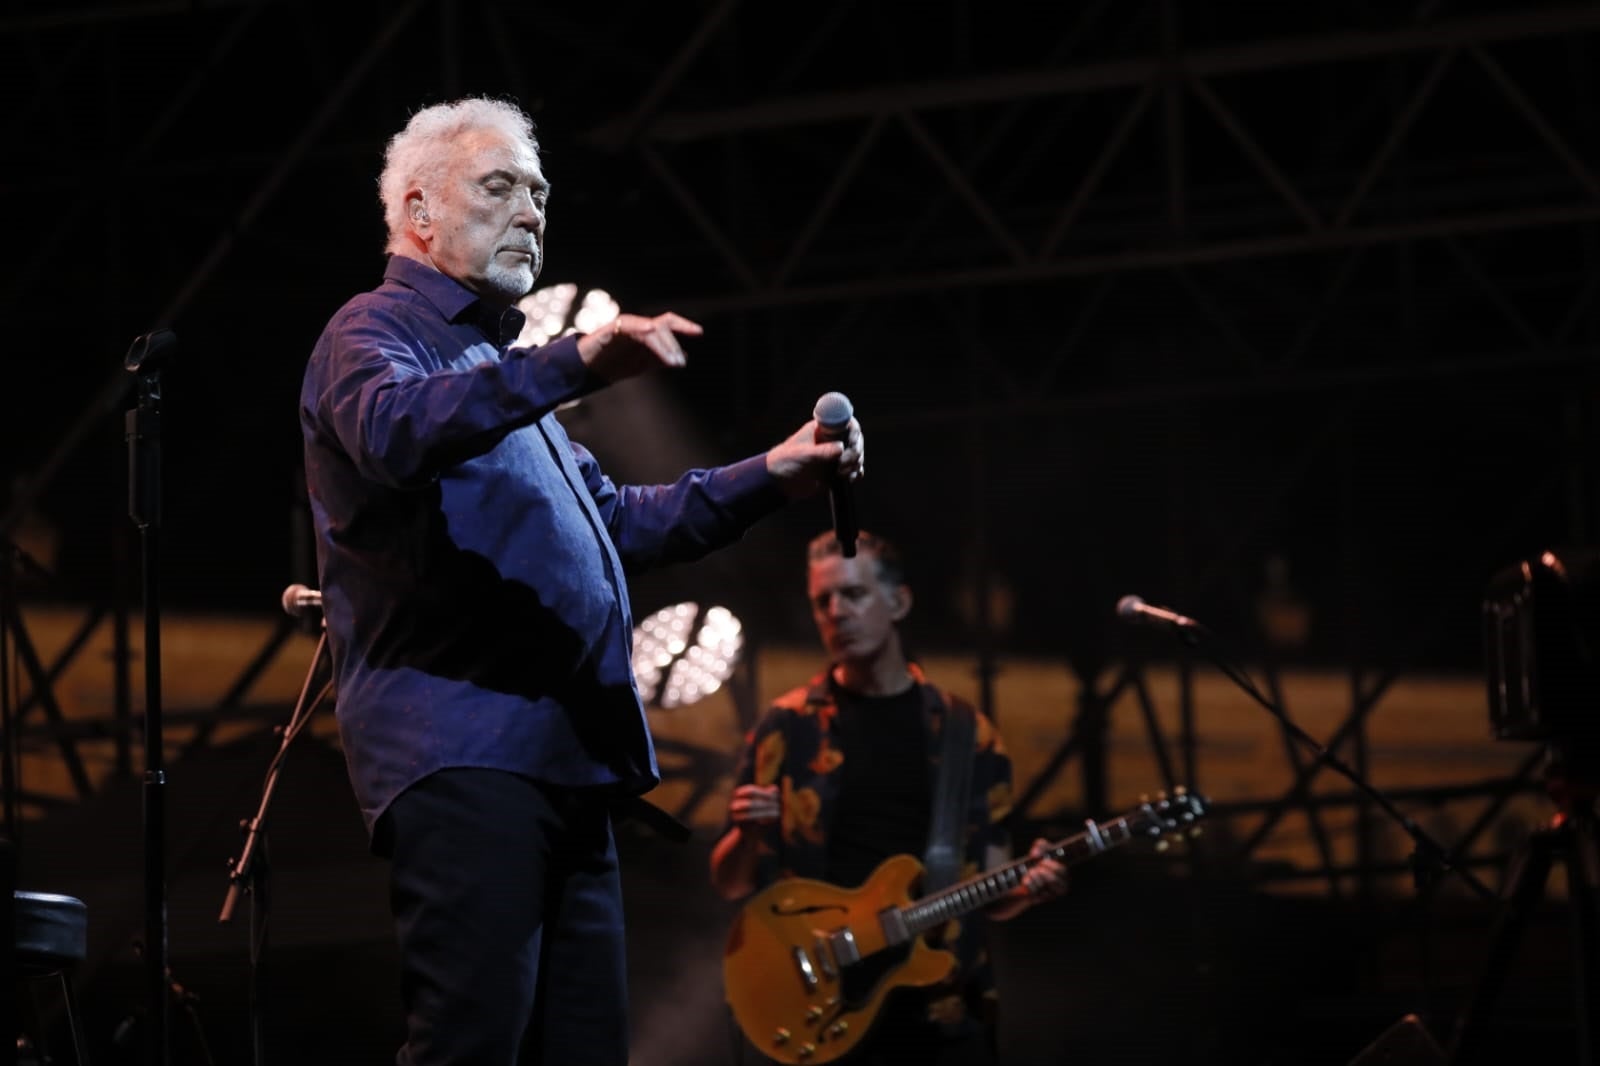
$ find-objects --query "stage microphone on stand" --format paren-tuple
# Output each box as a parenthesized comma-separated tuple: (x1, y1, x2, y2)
(280, 583, 321, 617)
(813, 391, 858, 557)
(280, 584, 322, 629)
(1116, 595, 1199, 630)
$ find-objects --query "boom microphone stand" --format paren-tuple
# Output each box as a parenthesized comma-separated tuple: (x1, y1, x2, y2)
(1114, 595, 1496, 904)
(125, 328, 177, 1066)
(219, 586, 332, 1066)
(1117, 594, 1503, 1062)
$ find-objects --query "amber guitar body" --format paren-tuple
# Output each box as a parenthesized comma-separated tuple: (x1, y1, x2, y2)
(724, 855, 950, 1064)
(722, 788, 1208, 1064)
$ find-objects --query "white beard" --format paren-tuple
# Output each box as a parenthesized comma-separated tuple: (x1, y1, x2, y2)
(481, 253, 540, 303)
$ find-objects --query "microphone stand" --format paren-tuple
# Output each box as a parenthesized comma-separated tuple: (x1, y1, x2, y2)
(218, 612, 332, 1066)
(1136, 610, 1497, 904)
(0, 533, 41, 845)
(1130, 605, 1510, 1057)
(125, 328, 176, 1066)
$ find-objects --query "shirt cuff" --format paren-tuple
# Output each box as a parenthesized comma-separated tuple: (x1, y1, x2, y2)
(507, 333, 608, 405)
(716, 454, 789, 522)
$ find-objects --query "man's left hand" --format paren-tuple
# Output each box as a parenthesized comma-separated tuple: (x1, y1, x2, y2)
(1019, 838, 1070, 902)
(765, 416, 865, 498)
(989, 838, 1070, 921)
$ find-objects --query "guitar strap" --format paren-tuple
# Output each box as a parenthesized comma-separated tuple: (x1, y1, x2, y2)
(921, 692, 975, 894)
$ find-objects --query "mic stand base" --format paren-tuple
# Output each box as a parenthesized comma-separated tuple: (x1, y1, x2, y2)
(1446, 765, 1600, 1066)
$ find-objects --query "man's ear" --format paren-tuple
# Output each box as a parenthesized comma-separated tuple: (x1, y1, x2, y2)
(888, 583, 912, 622)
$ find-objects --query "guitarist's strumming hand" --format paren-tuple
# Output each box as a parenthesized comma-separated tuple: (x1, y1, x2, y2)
(987, 838, 1070, 922)
(710, 784, 781, 900)
(729, 783, 781, 826)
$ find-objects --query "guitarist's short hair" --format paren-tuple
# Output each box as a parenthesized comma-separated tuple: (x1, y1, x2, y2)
(806, 529, 906, 587)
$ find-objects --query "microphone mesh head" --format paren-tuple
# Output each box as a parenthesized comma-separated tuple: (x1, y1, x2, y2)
(813, 391, 853, 429)
(1116, 595, 1144, 618)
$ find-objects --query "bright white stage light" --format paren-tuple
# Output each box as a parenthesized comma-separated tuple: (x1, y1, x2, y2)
(516, 284, 621, 348)
(632, 602, 745, 709)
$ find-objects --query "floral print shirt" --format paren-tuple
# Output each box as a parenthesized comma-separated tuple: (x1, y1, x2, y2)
(727, 664, 1016, 1031)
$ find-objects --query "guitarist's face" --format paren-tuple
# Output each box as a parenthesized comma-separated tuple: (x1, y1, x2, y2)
(808, 550, 912, 665)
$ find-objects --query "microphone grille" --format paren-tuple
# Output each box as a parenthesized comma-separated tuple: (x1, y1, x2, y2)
(1116, 595, 1144, 618)
(812, 391, 853, 429)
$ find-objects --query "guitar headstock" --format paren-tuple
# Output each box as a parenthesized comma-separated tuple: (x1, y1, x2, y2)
(1133, 786, 1209, 851)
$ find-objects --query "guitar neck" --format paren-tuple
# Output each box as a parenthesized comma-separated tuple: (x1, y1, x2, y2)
(894, 811, 1144, 939)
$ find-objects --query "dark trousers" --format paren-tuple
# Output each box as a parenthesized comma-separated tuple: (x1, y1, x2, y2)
(383, 768, 628, 1066)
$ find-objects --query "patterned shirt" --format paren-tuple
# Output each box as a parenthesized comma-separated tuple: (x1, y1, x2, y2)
(728, 664, 1016, 1031)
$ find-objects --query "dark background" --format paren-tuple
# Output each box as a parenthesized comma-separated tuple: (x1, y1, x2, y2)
(5, 0, 1596, 671)
(3, 2, 1599, 1063)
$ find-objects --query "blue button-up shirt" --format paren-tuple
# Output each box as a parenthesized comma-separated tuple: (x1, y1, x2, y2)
(300, 255, 785, 834)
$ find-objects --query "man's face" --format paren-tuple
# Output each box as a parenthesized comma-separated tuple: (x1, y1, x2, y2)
(419, 127, 547, 305)
(808, 550, 908, 665)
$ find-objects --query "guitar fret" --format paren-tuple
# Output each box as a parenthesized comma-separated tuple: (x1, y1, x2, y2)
(905, 866, 1021, 935)
(890, 794, 1205, 939)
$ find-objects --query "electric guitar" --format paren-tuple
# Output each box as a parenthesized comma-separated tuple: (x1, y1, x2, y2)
(722, 787, 1208, 1064)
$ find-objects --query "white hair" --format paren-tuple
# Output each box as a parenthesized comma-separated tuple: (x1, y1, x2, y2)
(377, 96, 540, 253)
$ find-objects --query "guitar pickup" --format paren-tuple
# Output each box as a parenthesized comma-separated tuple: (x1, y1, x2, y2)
(828, 927, 860, 967)
(790, 946, 819, 991)
(878, 907, 910, 946)
(812, 936, 838, 980)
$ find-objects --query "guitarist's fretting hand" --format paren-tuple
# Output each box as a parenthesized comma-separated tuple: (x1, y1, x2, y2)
(987, 838, 1070, 922)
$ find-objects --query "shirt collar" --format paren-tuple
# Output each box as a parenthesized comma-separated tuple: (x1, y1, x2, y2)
(383, 254, 527, 347)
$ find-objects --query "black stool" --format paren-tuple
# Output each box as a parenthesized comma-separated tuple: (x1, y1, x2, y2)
(14, 891, 89, 1066)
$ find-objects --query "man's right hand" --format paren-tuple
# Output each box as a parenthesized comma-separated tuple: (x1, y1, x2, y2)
(576, 311, 702, 381)
(712, 783, 780, 899)
(727, 783, 780, 827)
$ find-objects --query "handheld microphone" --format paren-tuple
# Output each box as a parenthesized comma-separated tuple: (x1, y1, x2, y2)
(280, 583, 323, 619)
(812, 391, 858, 558)
(1116, 595, 1199, 629)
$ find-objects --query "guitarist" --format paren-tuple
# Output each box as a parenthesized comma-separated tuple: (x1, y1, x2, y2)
(711, 530, 1070, 1065)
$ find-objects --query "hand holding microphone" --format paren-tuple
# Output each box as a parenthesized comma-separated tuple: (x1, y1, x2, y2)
(763, 392, 866, 548)
(812, 391, 861, 557)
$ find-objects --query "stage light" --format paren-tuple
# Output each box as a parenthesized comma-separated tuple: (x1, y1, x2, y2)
(632, 602, 745, 709)
(516, 284, 621, 348)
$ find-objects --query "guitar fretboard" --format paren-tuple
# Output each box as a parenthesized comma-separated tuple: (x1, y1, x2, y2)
(895, 812, 1145, 938)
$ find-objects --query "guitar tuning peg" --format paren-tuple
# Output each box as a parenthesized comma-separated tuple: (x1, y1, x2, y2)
(1188, 826, 1204, 839)
(1139, 792, 1150, 804)
(1154, 839, 1170, 852)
